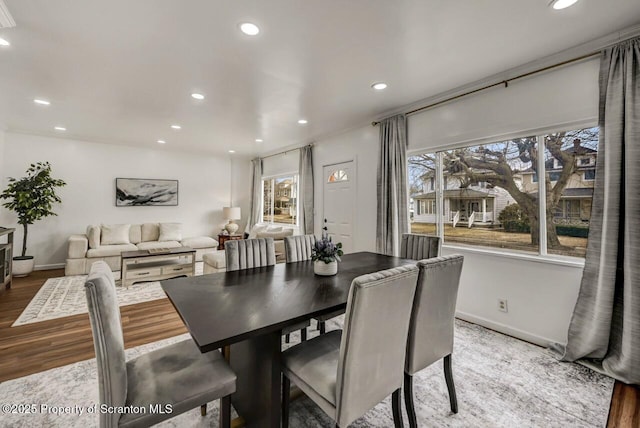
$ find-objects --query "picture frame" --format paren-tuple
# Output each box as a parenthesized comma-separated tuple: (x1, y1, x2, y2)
(115, 178, 179, 207)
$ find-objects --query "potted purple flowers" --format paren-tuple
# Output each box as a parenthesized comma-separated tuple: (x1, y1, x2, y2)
(311, 230, 344, 276)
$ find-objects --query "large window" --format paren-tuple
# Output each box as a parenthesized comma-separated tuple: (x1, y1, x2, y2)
(262, 175, 298, 225)
(408, 126, 598, 258)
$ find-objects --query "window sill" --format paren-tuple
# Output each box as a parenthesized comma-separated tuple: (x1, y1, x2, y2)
(442, 243, 586, 268)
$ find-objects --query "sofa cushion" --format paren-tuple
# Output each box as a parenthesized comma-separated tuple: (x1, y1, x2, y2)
(136, 241, 182, 251)
(101, 224, 131, 245)
(86, 225, 101, 249)
(256, 229, 294, 240)
(181, 236, 218, 249)
(129, 224, 142, 244)
(141, 223, 160, 242)
(248, 223, 269, 239)
(159, 223, 182, 241)
(87, 243, 138, 258)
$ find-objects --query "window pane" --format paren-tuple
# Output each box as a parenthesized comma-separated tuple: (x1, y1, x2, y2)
(271, 176, 297, 224)
(544, 127, 598, 257)
(442, 137, 539, 253)
(328, 170, 349, 182)
(408, 153, 437, 236)
(262, 179, 274, 223)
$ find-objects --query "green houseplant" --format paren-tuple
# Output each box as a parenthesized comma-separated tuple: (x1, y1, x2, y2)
(0, 162, 66, 276)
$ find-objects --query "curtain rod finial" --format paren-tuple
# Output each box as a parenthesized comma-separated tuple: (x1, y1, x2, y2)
(372, 121, 379, 126)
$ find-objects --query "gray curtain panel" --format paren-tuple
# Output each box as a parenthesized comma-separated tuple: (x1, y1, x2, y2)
(559, 37, 640, 385)
(376, 114, 409, 256)
(299, 145, 314, 235)
(244, 158, 263, 234)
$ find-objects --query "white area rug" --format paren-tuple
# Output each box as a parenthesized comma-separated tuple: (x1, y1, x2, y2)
(12, 263, 203, 327)
(0, 319, 614, 427)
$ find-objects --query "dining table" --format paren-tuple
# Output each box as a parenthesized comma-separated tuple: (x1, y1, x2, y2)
(161, 251, 413, 427)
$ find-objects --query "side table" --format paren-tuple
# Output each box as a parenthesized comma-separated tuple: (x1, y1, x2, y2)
(218, 234, 243, 250)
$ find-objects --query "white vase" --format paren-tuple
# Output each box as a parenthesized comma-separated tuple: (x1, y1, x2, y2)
(13, 256, 35, 277)
(314, 260, 338, 276)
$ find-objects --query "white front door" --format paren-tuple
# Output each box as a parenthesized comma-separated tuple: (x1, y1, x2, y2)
(323, 161, 355, 253)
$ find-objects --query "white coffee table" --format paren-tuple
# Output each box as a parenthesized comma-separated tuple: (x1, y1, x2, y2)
(120, 247, 196, 287)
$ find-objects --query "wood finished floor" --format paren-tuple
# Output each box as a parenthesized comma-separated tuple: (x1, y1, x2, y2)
(0, 269, 638, 427)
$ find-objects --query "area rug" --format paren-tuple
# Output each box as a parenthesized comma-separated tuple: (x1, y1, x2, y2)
(11, 263, 203, 327)
(0, 319, 614, 427)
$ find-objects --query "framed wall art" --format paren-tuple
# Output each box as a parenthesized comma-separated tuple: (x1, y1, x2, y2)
(115, 178, 178, 206)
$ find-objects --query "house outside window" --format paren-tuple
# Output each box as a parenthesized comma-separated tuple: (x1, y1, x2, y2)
(262, 174, 298, 225)
(408, 127, 598, 258)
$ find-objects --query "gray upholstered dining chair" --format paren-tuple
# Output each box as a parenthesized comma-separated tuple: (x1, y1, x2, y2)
(281, 264, 419, 428)
(400, 233, 440, 260)
(284, 234, 344, 335)
(225, 238, 310, 342)
(404, 254, 464, 428)
(84, 261, 236, 428)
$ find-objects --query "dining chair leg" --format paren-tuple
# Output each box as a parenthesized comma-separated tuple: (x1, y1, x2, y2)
(282, 375, 291, 428)
(404, 372, 418, 428)
(319, 321, 326, 335)
(285, 333, 290, 343)
(200, 404, 207, 416)
(301, 327, 307, 341)
(392, 387, 404, 428)
(444, 354, 458, 414)
(220, 395, 231, 428)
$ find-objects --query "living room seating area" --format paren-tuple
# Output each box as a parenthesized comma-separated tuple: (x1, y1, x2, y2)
(65, 222, 219, 275)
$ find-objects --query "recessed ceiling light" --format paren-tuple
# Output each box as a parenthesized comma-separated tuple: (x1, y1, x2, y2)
(550, 0, 579, 10)
(191, 93, 205, 100)
(228, 150, 236, 153)
(157, 140, 166, 144)
(372, 82, 388, 90)
(0, 38, 9, 46)
(171, 124, 181, 130)
(54, 126, 66, 131)
(255, 139, 263, 143)
(298, 119, 308, 125)
(239, 22, 260, 36)
(34, 99, 50, 105)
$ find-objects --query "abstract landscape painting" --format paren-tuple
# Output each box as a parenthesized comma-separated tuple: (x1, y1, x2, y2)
(115, 178, 178, 206)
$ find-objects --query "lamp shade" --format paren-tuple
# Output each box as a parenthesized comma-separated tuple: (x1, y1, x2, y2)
(223, 206, 241, 220)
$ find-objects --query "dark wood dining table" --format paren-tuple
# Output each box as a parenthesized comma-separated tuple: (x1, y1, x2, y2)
(161, 251, 413, 427)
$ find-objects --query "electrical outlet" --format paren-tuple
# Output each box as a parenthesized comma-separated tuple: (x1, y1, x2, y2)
(498, 299, 508, 313)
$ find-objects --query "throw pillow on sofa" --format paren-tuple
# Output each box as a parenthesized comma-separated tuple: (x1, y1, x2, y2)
(101, 224, 131, 245)
(86, 225, 101, 249)
(159, 223, 182, 241)
(141, 223, 160, 242)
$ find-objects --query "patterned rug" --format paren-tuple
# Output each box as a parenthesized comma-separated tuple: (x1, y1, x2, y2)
(0, 319, 614, 427)
(12, 263, 204, 327)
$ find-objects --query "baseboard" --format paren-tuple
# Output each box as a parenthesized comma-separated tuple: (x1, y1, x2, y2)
(455, 311, 562, 348)
(34, 263, 65, 271)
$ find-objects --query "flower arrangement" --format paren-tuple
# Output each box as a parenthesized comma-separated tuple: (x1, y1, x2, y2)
(312, 222, 344, 264)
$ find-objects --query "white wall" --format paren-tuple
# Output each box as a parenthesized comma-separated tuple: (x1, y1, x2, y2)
(0, 132, 249, 268)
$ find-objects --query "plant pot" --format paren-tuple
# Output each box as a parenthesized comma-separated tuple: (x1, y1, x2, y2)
(314, 260, 338, 276)
(13, 256, 35, 277)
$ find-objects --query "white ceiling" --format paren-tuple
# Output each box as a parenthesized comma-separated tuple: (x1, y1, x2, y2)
(0, 0, 639, 156)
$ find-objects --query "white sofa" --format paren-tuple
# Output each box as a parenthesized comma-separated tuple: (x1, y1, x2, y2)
(65, 222, 219, 275)
(202, 223, 299, 274)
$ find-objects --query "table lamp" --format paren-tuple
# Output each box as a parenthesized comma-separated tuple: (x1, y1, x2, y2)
(223, 206, 241, 235)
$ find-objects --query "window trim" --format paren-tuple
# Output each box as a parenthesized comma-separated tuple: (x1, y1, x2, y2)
(261, 173, 300, 226)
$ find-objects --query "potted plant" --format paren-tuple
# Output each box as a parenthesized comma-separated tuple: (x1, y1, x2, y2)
(311, 226, 344, 276)
(0, 162, 66, 277)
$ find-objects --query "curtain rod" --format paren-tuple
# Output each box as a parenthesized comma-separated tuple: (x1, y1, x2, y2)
(371, 51, 599, 126)
(259, 143, 313, 161)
